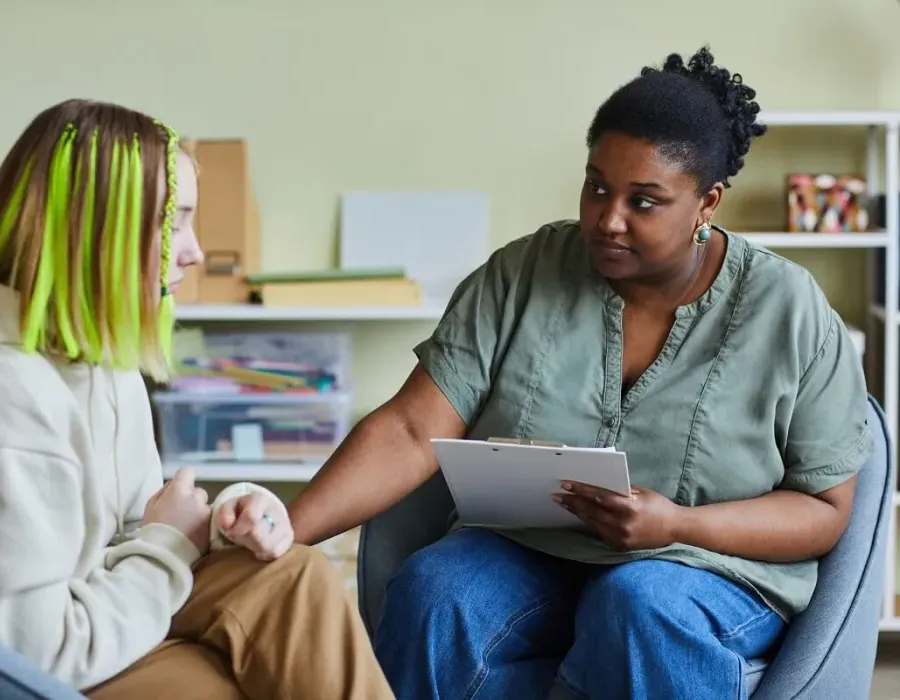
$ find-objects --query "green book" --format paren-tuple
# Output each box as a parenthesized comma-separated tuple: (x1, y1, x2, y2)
(246, 266, 407, 285)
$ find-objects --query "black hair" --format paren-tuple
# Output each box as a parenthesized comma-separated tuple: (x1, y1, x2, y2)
(586, 46, 766, 192)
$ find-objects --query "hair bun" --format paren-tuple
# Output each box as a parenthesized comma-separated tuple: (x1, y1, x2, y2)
(658, 46, 766, 181)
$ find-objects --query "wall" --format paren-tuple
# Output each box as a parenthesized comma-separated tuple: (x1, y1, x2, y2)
(1, 0, 898, 421)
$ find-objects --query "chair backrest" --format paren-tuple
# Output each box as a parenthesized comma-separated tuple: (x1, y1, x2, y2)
(357, 469, 456, 635)
(751, 395, 894, 699)
(357, 395, 895, 699)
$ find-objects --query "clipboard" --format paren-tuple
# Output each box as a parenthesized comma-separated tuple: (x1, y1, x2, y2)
(430, 438, 631, 530)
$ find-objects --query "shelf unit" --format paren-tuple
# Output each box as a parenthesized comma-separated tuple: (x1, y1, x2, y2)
(170, 110, 900, 632)
(741, 232, 889, 248)
(756, 111, 900, 633)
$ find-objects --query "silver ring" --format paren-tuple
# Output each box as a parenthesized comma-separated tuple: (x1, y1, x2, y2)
(261, 513, 276, 533)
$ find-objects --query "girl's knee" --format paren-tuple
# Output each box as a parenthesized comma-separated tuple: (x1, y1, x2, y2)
(218, 543, 345, 594)
(278, 543, 332, 568)
(276, 544, 344, 585)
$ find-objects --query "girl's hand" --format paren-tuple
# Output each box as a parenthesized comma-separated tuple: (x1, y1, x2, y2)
(143, 467, 212, 553)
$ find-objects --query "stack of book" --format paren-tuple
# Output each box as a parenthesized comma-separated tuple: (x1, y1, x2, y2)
(247, 267, 422, 307)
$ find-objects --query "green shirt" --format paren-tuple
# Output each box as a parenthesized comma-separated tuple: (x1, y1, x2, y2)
(414, 220, 873, 620)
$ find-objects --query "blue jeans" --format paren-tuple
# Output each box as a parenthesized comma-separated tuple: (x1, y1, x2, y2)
(373, 528, 786, 700)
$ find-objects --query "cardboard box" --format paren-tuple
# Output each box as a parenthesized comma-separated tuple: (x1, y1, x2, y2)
(176, 140, 261, 304)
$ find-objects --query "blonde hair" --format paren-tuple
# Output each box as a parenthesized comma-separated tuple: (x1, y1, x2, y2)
(0, 99, 181, 381)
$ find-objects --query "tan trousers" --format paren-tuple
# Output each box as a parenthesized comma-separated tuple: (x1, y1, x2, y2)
(86, 545, 394, 700)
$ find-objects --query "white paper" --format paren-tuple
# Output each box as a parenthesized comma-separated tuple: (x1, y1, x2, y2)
(431, 439, 630, 530)
(232, 424, 265, 461)
(339, 190, 490, 300)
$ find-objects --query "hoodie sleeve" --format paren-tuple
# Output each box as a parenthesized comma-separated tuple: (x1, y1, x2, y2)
(121, 457, 165, 539)
(0, 445, 200, 691)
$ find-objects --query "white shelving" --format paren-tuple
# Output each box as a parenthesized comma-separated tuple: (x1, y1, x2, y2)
(740, 232, 889, 248)
(176, 301, 448, 323)
(162, 461, 324, 482)
(872, 305, 889, 323)
(880, 617, 900, 633)
(759, 110, 900, 127)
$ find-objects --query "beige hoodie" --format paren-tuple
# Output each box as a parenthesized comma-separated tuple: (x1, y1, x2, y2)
(0, 285, 287, 690)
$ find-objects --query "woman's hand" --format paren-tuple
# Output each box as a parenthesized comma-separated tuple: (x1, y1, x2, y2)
(554, 481, 684, 551)
(216, 491, 294, 561)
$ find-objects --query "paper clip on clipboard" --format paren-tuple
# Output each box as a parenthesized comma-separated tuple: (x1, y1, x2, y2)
(486, 437, 568, 447)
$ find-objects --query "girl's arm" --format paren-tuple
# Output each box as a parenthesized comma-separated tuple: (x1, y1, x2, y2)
(0, 446, 200, 691)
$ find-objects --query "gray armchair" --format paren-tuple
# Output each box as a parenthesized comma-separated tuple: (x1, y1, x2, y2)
(357, 395, 894, 699)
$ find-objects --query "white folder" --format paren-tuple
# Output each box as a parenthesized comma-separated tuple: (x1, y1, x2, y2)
(430, 438, 631, 530)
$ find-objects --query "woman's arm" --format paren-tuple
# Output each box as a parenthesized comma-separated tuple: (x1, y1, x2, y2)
(673, 478, 856, 561)
(289, 365, 466, 546)
(559, 476, 857, 562)
(288, 235, 535, 545)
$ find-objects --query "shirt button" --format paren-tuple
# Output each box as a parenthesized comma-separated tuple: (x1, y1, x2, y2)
(604, 416, 617, 428)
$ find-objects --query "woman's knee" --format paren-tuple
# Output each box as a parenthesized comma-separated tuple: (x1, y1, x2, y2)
(381, 529, 510, 621)
(383, 541, 464, 611)
(581, 560, 683, 627)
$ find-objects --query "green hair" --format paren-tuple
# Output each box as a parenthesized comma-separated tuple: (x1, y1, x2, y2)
(1, 120, 180, 380)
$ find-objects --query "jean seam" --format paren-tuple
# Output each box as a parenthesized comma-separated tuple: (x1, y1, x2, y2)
(555, 670, 589, 700)
(462, 596, 559, 700)
(732, 651, 745, 700)
(715, 608, 776, 643)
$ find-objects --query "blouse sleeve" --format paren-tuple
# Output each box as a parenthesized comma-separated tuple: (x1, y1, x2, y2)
(780, 309, 873, 494)
(413, 244, 521, 425)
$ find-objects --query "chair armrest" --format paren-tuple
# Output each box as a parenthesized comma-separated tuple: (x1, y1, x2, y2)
(752, 396, 894, 699)
(357, 472, 456, 635)
(0, 646, 85, 700)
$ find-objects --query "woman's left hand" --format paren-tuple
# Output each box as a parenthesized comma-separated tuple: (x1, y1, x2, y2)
(555, 482, 684, 551)
(216, 492, 294, 561)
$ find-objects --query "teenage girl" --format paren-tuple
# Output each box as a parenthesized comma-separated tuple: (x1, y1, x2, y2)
(0, 99, 393, 700)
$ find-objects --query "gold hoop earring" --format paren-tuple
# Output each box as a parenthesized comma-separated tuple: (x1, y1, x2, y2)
(693, 223, 712, 246)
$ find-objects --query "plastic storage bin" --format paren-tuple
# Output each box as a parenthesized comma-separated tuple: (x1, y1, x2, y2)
(172, 330, 353, 394)
(153, 391, 351, 466)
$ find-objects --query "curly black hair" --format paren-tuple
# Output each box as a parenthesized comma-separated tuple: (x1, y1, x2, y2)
(586, 46, 767, 192)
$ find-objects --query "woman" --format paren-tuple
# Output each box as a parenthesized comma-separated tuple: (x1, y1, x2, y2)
(0, 100, 393, 699)
(288, 47, 871, 700)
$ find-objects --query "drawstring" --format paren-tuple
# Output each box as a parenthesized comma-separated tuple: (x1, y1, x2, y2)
(87, 367, 125, 540)
(109, 370, 124, 537)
